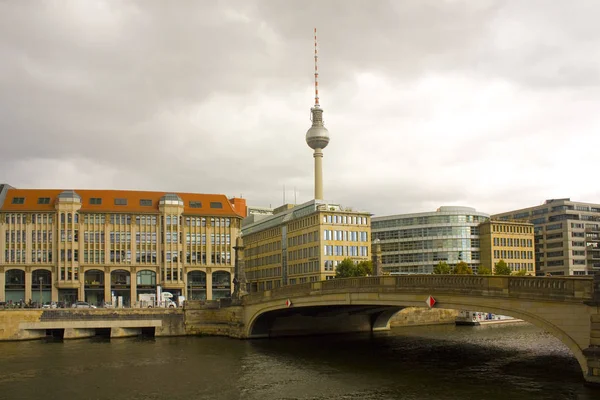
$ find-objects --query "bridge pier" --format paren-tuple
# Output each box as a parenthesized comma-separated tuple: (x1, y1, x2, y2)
(583, 313, 600, 386)
(111, 327, 143, 338)
(63, 328, 95, 340)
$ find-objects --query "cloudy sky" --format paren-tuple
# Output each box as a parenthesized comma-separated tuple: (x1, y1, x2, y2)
(1, 0, 599, 216)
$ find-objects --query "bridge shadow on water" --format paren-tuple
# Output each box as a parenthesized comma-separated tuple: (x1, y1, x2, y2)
(243, 323, 595, 400)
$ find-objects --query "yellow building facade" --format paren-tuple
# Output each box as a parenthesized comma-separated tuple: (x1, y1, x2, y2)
(479, 220, 535, 275)
(0, 185, 246, 306)
(242, 200, 371, 291)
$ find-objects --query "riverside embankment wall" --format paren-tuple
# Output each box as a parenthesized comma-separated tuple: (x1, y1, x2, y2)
(390, 307, 459, 327)
(0, 305, 454, 341)
(0, 308, 186, 341)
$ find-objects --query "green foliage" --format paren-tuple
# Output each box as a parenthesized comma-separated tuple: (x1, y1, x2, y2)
(477, 266, 492, 275)
(512, 269, 528, 276)
(433, 261, 451, 274)
(452, 261, 473, 275)
(494, 260, 511, 275)
(335, 258, 372, 278)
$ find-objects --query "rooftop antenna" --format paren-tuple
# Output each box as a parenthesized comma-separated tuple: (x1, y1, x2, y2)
(314, 27, 319, 107)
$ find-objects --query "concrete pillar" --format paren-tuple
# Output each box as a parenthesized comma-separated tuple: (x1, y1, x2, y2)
(0, 270, 5, 302)
(25, 268, 32, 303)
(206, 269, 213, 300)
(111, 327, 141, 338)
(313, 148, 323, 200)
(104, 269, 111, 303)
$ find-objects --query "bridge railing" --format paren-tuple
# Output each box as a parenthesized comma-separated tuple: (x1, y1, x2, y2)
(243, 275, 595, 304)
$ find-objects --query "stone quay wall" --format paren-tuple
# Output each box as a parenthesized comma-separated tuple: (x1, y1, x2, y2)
(390, 307, 458, 327)
(0, 308, 186, 341)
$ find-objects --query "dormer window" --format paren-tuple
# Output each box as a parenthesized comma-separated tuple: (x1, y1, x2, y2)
(37, 197, 51, 205)
(189, 201, 202, 208)
(90, 198, 102, 205)
(140, 199, 152, 207)
(210, 202, 223, 209)
(114, 198, 127, 206)
(11, 197, 25, 205)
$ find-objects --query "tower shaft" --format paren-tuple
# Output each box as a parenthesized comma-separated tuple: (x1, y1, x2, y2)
(314, 148, 324, 200)
(305, 28, 330, 201)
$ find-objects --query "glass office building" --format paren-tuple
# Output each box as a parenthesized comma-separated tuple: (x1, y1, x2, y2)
(372, 206, 489, 274)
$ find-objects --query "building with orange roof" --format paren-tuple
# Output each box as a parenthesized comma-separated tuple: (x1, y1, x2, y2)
(0, 183, 247, 306)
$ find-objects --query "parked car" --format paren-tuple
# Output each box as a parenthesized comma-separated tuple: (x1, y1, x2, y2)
(72, 301, 97, 309)
(42, 302, 57, 309)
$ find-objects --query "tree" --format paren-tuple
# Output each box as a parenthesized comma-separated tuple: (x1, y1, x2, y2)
(452, 261, 473, 275)
(494, 260, 511, 275)
(356, 260, 373, 276)
(335, 258, 371, 278)
(433, 261, 451, 274)
(478, 266, 492, 275)
(513, 269, 528, 276)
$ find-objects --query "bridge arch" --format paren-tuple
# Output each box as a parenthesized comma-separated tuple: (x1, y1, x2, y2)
(243, 275, 599, 384)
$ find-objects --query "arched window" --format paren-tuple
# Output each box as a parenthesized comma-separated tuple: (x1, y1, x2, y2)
(32, 269, 51, 286)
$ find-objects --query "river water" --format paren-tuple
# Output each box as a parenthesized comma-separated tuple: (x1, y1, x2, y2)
(0, 323, 596, 400)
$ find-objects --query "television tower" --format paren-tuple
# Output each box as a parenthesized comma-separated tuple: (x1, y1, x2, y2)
(305, 28, 330, 200)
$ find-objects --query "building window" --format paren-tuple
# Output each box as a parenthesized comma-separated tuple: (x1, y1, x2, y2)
(210, 202, 223, 209)
(37, 197, 51, 205)
(90, 198, 102, 205)
(114, 198, 127, 206)
(11, 197, 25, 205)
(139, 199, 152, 206)
(189, 201, 202, 208)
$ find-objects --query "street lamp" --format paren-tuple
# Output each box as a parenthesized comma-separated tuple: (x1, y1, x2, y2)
(38, 276, 43, 307)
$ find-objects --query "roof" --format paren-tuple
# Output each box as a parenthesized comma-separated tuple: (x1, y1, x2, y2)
(0, 188, 246, 217)
(242, 199, 370, 236)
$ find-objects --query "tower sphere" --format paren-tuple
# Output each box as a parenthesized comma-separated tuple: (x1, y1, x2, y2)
(306, 107, 330, 150)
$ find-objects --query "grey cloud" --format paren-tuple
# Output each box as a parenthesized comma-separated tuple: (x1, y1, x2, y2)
(0, 0, 599, 217)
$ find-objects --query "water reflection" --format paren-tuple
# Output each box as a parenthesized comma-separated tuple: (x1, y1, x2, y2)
(0, 323, 596, 400)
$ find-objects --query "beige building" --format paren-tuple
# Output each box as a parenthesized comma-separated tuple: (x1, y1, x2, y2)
(479, 220, 535, 275)
(0, 184, 246, 306)
(242, 199, 371, 291)
(493, 198, 600, 276)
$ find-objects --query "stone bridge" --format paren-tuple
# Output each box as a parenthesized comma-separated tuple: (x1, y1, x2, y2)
(242, 275, 600, 386)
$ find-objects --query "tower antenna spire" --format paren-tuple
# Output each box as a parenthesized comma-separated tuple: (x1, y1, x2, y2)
(314, 27, 319, 107)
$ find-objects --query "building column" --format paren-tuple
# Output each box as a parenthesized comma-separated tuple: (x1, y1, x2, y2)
(24, 268, 32, 303)
(130, 269, 137, 307)
(51, 281, 58, 302)
(182, 269, 188, 299)
(104, 268, 111, 304)
(206, 225, 212, 267)
(78, 278, 84, 301)
(0, 270, 5, 302)
(206, 268, 213, 300)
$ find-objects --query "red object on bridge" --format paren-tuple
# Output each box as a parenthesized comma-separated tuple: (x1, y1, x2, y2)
(285, 299, 292, 307)
(425, 296, 436, 308)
